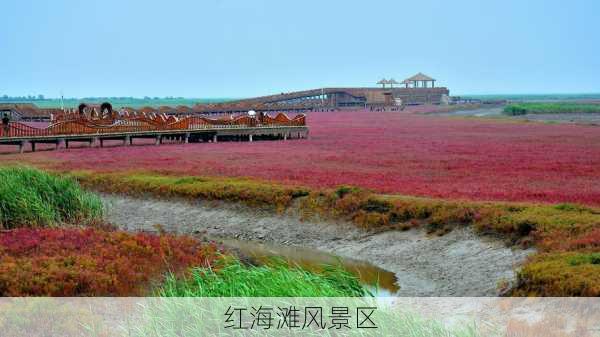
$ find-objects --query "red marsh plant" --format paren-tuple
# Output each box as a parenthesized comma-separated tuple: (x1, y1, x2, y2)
(6, 110, 600, 206)
(0, 228, 222, 296)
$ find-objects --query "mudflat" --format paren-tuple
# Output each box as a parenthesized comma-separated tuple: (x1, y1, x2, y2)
(102, 194, 533, 296)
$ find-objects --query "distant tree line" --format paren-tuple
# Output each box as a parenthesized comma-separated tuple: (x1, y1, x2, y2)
(1, 94, 45, 101)
(1, 95, 187, 101)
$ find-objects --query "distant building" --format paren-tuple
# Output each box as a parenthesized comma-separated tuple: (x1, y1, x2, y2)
(0, 103, 56, 122)
(216, 73, 450, 110)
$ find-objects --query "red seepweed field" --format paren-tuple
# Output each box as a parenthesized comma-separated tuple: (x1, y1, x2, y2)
(7, 109, 600, 206)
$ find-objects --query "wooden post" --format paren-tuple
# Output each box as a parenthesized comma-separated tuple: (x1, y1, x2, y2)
(99, 139, 104, 147)
(19, 141, 26, 154)
(31, 142, 36, 152)
(124, 136, 130, 146)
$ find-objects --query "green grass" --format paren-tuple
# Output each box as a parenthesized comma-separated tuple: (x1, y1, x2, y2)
(158, 260, 367, 297)
(0, 167, 103, 228)
(503, 102, 600, 115)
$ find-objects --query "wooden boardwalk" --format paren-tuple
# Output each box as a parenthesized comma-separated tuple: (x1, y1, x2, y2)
(0, 111, 308, 153)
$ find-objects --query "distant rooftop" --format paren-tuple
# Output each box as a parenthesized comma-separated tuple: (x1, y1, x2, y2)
(404, 72, 435, 82)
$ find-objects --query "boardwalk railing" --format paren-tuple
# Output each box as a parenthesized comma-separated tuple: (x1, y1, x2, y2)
(0, 113, 306, 139)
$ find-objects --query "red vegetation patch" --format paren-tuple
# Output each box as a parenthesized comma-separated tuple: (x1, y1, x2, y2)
(0, 228, 221, 296)
(567, 228, 600, 251)
(8, 110, 600, 205)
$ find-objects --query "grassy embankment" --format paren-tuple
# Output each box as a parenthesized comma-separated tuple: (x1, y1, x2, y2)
(69, 170, 600, 296)
(503, 102, 600, 115)
(0, 167, 365, 297)
(159, 260, 366, 297)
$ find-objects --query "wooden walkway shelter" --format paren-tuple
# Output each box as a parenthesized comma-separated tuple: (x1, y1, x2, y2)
(0, 104, 308, 154)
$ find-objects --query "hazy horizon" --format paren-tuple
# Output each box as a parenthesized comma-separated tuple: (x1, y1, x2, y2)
(3, 92, 600, 101)
(2, 0, 599, 98)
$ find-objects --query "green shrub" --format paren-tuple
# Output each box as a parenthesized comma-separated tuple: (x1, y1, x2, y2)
(569, 253, 600, 266)
(334, 185, 363, 199)
(503, 105, 528, 115)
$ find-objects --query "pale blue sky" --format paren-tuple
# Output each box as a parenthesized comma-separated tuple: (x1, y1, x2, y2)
(1, 0, 599, 98)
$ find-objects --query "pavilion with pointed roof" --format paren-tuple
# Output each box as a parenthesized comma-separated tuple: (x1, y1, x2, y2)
(377, 78, 401, 89)
(376, 79, 389, 88)
(403, 72, 436, 88)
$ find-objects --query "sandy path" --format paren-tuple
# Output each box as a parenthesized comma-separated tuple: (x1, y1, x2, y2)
(101, 194, 533, 296)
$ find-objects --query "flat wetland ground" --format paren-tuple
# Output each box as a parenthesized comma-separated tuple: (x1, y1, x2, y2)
(3, 105, 600, 296)
(8, 107, 600, 206)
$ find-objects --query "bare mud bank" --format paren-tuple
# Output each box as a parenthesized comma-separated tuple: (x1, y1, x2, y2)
(511, 112, 600, 124)
(101, 194, 533, 296)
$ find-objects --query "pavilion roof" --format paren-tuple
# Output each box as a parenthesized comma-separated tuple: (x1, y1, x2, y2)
(404, 72, 435, 82)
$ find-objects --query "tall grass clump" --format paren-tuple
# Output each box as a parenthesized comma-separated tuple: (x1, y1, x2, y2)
(0, 167, 103, 228)
(158, 260, 366, 297)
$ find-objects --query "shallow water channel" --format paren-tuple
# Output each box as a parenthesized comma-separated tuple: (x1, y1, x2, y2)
(102, 193, 533, 296)
(215, 237, 400, 295)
